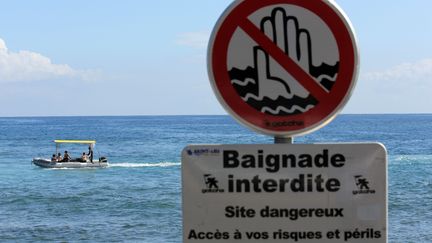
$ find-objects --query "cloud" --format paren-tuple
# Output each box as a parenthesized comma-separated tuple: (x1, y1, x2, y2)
(0, 38, 7, 51)
(175, 31, 210, 49)
(0, 38, 100, 82)
(363, 58, 432, 82)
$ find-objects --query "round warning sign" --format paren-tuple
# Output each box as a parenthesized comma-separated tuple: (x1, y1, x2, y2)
(208, 0, 359, 137)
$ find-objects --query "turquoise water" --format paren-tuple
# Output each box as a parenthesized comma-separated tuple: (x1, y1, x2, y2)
(0, 115, 431, 242)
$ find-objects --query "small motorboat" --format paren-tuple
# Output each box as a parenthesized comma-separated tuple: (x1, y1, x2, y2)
(32, 140, 108, 169)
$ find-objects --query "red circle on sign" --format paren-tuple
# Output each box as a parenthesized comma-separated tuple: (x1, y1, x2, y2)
(208, 0, 358, 137)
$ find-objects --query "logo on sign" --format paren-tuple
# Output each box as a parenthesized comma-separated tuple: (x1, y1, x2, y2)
(187, 149, 220, 156)
(352, 175, 376, 195)
(229, 8, 339, 116)
(202, 174, 225, 193)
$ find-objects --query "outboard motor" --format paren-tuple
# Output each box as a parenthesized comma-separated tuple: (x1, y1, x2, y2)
(99, 157, 108, 163)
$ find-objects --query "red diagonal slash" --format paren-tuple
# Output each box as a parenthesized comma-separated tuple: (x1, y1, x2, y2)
(239, 19, 329, 102)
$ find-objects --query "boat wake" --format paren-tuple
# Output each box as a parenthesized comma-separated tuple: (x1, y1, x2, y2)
(109, 162, 180, 168)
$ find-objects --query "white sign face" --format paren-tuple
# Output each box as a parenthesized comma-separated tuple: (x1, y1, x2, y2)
(182, 143, 387, 242)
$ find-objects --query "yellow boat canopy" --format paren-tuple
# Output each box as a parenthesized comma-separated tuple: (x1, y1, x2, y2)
(54, 140, 96, 144)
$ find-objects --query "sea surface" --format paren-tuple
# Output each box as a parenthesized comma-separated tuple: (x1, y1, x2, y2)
(0, 115, 431, 242)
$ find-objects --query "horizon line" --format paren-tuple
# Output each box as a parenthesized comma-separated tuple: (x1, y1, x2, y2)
(0, 112, 431, 118)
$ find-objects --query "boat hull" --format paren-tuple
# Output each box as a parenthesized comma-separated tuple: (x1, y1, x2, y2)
(32, 158, 108, 169)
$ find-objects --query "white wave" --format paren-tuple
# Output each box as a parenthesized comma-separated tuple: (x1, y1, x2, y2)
(242, 93, 302, 102)
(109, 162, 180, 168)
(391, 155, 432, 164)
(316, 73, 338, 83)
(242, 93, 260, 102)
(239, 73, 337, 104)
(231, 78, 256, 86)
(242, 92, 313, 102)
(261, 105, 314, 114)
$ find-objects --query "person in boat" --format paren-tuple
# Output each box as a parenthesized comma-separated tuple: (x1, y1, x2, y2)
(80, 152, 88, 162)
(51, 154, 57, 162)
(87, 146, 93, 162)
(62, 151, 71, 162)
(56, 153, 62, 162)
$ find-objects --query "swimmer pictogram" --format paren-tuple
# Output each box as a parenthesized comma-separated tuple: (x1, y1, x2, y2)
(229, 8, 339, 116)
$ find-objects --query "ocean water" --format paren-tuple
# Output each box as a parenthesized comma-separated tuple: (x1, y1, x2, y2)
(0, 115, 431, 242)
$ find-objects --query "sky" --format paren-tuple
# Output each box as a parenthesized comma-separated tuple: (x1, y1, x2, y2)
(0, 0, 431, 116)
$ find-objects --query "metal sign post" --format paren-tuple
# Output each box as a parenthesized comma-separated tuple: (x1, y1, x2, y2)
(274, 136, 293, 144)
